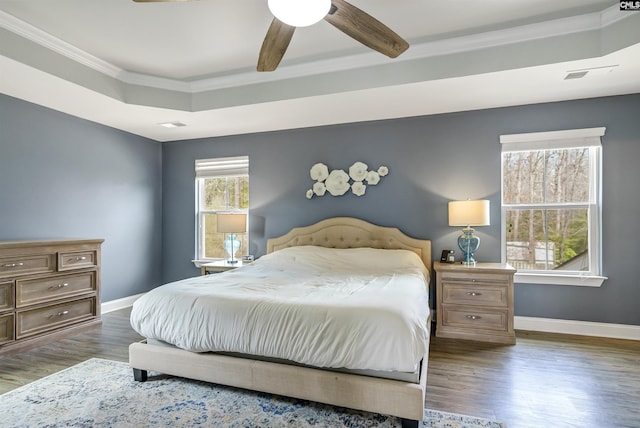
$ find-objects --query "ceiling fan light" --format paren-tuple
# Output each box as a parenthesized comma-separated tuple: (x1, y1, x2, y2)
(268, 0, 331, 27)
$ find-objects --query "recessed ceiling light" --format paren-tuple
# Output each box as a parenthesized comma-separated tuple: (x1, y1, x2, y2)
(158, 121, 187, 128)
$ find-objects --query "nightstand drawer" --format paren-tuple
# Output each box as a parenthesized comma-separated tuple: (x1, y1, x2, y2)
(16, 297, 96, 339)
(16, 271, 97, 308)
(441, 306, 509, 332)
(441, 283, 508, 307)
(439, 271, 511, 284)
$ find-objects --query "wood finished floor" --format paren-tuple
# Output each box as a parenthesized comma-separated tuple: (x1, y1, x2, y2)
(1, 308, 639, 428)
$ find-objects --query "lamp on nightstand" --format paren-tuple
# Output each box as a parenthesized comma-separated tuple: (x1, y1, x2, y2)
(216, 213, 247, 264)
(448, 200, 490, 265)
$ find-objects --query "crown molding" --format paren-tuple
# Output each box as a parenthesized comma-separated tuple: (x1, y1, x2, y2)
(117, 69, 192, 93)
(0, 9, 121, 77)
(0, 5, 634, 95)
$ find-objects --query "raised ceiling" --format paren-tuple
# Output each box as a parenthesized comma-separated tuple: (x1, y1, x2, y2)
(0, 0, 639, 142)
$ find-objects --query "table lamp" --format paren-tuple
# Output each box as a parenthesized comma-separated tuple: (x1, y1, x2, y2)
(216, 213, 247, 264)
(448, 200, 490, 265)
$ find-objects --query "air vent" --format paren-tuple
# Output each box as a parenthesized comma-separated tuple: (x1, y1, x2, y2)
(158, 121, 187, 128)
(564, 65, 618, 80)
(564, 71, 588, 80)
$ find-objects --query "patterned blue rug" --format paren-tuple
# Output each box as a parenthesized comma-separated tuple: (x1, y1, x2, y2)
(0, 358, 505, 427)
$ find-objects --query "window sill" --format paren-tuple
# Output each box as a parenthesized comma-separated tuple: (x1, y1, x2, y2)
(514, 272, 607, 287)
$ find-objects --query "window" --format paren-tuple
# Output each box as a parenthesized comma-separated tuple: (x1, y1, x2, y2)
(500, 128, 606, 287)
(195, 156, 249, 262)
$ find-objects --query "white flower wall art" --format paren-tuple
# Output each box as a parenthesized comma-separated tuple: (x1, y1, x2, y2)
(325, 170, 351, 196)
(306, 162, 389, 199)
(351, 181, 366, 196)
(310, 163, 329, 182)
(348, 162, 368, 182)
(365, 170, 380, 185)
(313, 181, 327, 196)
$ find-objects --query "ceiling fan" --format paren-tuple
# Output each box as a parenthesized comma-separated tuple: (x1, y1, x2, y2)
(132, 0, 409, 72)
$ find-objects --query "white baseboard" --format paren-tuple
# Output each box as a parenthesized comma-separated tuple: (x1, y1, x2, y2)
(101, 293, 145, 314)
(515, 316, 640, 341)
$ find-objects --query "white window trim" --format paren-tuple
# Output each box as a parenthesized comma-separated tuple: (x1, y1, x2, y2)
(500, 127, 607, 287)
(194, 156, 249, 265)
(514, 272, 606, 287)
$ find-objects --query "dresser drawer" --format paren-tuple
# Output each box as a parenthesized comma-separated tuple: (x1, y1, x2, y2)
(0, 313, 14, 345)
(441, 305, 509, 332)
(0, 281, 14, 311)
(58, 251, 98, 271)
(16, 297, 96, 339)
(441, 283, 508, 307)
(0, 254, 56, 278)
(15, 271, 97, 308)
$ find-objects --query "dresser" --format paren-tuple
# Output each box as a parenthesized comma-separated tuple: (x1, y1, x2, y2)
(0, 239, 103, 354)
(434, 261, 516, 345)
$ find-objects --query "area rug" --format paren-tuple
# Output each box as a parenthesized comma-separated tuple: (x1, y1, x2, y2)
(0, 358, 505, 427)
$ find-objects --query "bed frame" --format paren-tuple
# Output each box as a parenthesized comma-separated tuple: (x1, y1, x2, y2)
(129, 217, 432, 428)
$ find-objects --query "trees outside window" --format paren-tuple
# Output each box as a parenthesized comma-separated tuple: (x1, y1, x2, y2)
(500, 128, 605, 286)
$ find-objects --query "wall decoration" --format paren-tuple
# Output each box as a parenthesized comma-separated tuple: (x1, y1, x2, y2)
(310, 163, 329, 181)
(365, 170, 380, 185)
(313, 181, 327, 196)
(325, 170, 351, 196)
(351, 181, 366, 196)
(348, 161, 368, 181)
(306, 162, 389, 199)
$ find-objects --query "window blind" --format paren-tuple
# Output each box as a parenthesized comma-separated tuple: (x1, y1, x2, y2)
(195, 156, 249, 178)
(500, 127, 605, 152)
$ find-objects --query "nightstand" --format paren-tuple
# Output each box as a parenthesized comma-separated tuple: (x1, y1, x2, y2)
(434, 261, 516, 345)
(200, 260, 243, 275)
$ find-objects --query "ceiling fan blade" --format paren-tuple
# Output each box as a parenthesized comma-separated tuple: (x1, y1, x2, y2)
(324, 0, 409, 58)
(257, 18, 296, 72)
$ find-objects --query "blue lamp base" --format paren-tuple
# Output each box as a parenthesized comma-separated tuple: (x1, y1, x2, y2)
(223, 234, 241, 264)
(457, 227, 480, 265)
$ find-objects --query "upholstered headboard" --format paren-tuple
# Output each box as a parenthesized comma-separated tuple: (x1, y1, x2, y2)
(266, 217, 432, 270)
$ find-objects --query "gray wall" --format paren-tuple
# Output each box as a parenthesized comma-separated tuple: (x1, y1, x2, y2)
(2, 91, 638, 326)
(0, 94, 163, 302)
(163, 94, 640, 326)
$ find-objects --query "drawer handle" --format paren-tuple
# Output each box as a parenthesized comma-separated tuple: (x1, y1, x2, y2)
(466, 292, 482, 296)
(54, 310, 70, 317)
(49, 283, 69, 290)
(466, 315, 482, 320)
(3, 262, 24, 268)
(70, 256, 88, 262)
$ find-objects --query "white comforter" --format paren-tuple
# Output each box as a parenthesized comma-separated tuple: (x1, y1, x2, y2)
(130, 246, 430, 372)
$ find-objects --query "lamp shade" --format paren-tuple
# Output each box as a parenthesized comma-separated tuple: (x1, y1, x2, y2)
(448, 200, 490, 227)
(216, 213, 247, 233)
(268, 0, 331, 27)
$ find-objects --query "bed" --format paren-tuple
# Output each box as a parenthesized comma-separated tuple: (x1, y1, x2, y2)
(129, 217, 432, 427)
